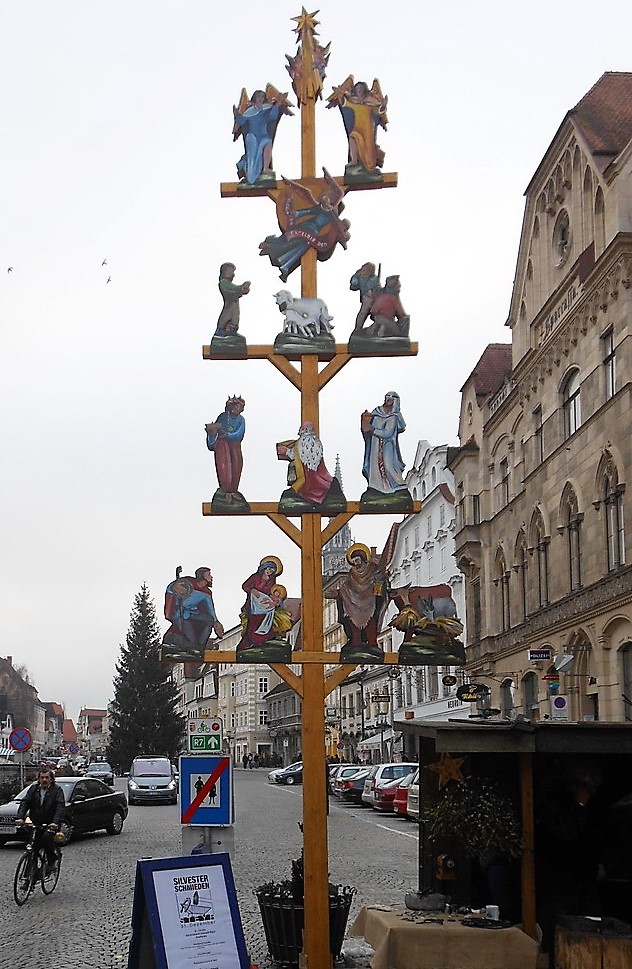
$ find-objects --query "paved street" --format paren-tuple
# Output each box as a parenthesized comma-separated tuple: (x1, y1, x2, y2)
(0, 769, 419, 968)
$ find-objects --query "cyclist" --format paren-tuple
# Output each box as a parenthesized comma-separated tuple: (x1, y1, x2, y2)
(15, 767, 65, 874)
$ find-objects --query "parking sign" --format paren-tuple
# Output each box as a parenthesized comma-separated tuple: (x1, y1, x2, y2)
(187, 718, 223, 754)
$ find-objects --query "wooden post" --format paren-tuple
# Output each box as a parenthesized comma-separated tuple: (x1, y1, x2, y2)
(519, 751, 538, 940)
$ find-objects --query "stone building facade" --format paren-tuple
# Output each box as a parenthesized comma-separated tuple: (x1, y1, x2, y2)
(450, 73, 632, 723)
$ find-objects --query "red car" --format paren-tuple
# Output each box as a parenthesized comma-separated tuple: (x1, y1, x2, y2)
(393, 769, 417, 818)
(372, 776, 403, 812)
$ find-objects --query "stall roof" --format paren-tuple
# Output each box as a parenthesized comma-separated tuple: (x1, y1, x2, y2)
(397, 717, 632, 754)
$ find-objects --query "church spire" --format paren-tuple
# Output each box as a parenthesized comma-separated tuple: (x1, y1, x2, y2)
(321, 457, 353, 575)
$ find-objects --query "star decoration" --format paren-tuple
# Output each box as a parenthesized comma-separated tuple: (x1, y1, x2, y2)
(292, 8, 320, 36)
(424, 752, 466, 788)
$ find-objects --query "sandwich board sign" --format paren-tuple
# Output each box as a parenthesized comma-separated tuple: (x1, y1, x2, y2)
(187, 718, 223, 754)
(179, 756, 232, 826)
(127, 853, 249, 969)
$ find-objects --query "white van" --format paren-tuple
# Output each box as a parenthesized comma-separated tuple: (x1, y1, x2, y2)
(127, 755, 178, 805)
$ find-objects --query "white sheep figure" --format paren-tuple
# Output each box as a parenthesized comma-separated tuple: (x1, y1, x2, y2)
(274, 290, 334, 338)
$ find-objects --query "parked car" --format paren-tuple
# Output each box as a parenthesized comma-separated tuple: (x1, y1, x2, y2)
(393, 769, 417, 818)
(0, 776, 128, 845)
(127, 755, 178, 805)
(327, 764, 344, 792)
(338, 767, 372, 805)
(274, 763, 303, 785)
(373, 776, 404, 813)
(406, 768, 421, 821)
(268, 761, 302, 784)
(85, 761, 115, 786)
(331, 765, 370, 797)
(362, 762, 417, 808)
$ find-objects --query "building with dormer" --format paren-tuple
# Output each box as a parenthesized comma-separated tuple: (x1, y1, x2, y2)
(450, 73, 632, 723)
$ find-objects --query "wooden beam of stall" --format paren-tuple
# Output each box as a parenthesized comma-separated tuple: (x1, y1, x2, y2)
(324, 664, 357, 697)
(519, 752, 538, 940)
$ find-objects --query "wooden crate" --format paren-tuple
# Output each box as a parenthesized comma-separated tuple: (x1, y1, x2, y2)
(555, 919, 632, 969)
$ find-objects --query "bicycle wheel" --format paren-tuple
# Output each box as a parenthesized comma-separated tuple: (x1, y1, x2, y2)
(41, 850, 61, 895)
(13, 853, 34, 906)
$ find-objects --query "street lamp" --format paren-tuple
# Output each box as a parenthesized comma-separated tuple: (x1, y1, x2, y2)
(372, 691, 391, 762)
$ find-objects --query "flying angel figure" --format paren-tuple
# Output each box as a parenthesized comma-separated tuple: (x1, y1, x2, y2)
(232, 83, 293, 186)
(327, 76, 388, 175)
(259, 168, 350, 282)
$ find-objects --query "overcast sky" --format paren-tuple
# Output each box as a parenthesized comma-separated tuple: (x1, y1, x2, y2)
(1, 1, 631, 724)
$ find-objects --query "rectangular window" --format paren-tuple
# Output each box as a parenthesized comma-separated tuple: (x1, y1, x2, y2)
(472, 494, 481, 524)
(603, 329, 616, 401)
(258, 710, 268, 726)
(404, 536, 409, 557)
(439, 505, 445, 527)
(440, 547, 446, 573)
(258, 676, 268, 695)
(427, 515, 432, 538)
(427, 551, 433, 581)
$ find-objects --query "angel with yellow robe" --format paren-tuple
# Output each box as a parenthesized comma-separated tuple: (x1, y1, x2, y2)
(327, 77, 388, 177)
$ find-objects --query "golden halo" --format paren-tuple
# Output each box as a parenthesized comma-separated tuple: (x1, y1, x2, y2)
(260, 554, 283, 577)
(271, 583, 287, 599)
(346, 543, 371, 565)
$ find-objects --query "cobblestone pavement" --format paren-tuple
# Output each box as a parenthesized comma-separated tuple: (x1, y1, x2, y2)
(0, 770, 419, 968)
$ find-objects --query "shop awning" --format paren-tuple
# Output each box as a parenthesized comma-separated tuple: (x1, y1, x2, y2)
(0, 746, 15, 759)
(356, 729, 402, 751)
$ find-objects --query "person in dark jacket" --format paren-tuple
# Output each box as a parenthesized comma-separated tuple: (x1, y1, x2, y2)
(16, 767, 65, 872)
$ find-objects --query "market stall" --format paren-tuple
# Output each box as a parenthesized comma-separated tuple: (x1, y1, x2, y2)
(396, 719, 632, 965)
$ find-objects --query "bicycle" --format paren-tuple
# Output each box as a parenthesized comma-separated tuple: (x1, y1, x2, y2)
(13, 823, 63, 906)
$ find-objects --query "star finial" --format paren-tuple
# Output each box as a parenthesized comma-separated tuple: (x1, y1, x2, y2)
(424, 752, 466, 789)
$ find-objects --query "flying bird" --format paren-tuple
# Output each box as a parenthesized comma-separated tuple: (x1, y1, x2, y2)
(106, 276, 112, 284)
(7, 267, 13, 273)
(101, 259, 107, 266)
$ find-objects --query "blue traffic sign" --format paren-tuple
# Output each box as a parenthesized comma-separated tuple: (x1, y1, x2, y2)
(9, 727, 32, 752)
(179, 756, 232, 826)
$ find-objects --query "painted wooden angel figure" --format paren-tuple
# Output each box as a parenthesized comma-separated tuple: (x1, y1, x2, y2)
(327, 77, 388, 183)
(233, 84, 293, 187)
(259, 169, 350, 282)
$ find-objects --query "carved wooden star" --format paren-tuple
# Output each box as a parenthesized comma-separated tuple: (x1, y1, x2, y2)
(424, 752, 466, 788)
(292, 8, 320, 35)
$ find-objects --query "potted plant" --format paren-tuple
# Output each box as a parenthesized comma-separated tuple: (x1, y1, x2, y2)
(254, 826, 356, 967)
(424, 776, 523, 863)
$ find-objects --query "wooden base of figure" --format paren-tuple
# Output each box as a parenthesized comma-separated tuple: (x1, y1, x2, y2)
(160, 632, 206, 663)
(211, 488, 250, 514)
(237, 172, 277, 190)
(278, 477, 346, 516)
(273, 332, 336, 357)
(210, 334, 247, 358)
(398, 637, 466, 667)
(338, 642, 385, 665)
(347, 332, 411, 355)
(343, 164, 383, 186)
(359, 487, 414, 513)
(236, 639, 292, 664)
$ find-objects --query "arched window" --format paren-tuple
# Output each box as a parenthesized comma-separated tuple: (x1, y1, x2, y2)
(562, 369, 581, 439)
(495, 551, 510, 632)
(604, 464, 625, 570)
(500, 679, 515, 718)
(514, 533, 529, 622)
(431, 467, 437, 487)
(563, 487, 582, 591)
(522, 672, 539, 717)
(620, 644, 632, 721)
(532, 510, 549, 608)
